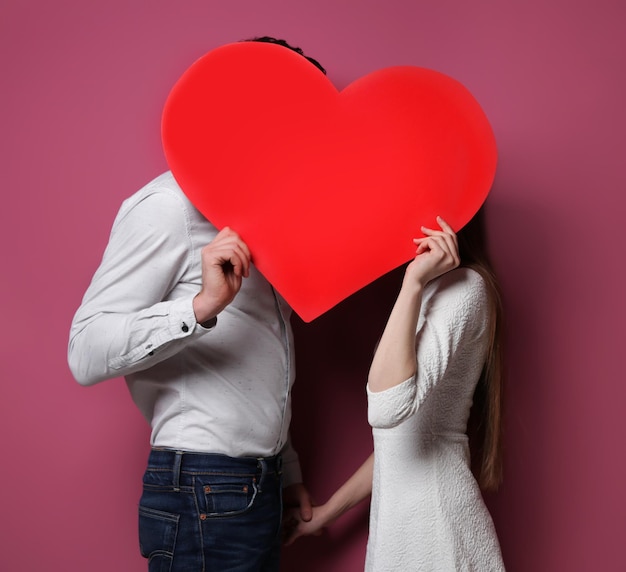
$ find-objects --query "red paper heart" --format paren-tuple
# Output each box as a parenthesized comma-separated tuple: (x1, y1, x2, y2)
(162, 42, 497, 322)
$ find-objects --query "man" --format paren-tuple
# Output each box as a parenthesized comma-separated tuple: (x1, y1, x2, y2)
(68, 37, 325, 571)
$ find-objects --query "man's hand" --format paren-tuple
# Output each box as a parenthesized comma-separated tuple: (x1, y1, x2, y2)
(282, 483, 315, 544)
(282, 505, 327, 546)
(283, 482, 313, 521)
(193, 227, 251, 324)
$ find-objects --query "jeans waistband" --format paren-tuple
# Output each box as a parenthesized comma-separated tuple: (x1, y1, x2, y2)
(147, 449, 282, 491)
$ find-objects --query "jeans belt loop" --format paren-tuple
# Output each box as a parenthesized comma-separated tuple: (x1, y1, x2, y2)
(173, 451, 183, 492)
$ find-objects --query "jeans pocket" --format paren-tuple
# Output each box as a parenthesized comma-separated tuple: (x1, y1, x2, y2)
(200, 477, 258, 517)
(138, 505, 179, 572)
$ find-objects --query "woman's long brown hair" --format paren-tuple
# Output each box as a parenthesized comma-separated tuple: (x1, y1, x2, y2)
(456, 206, 504, 491)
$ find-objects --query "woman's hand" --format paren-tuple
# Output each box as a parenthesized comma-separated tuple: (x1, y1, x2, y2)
(405, 216, 460, 289)
(283, 504, 329, 546)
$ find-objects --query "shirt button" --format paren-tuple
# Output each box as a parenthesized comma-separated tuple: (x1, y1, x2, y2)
(181, 322, 189, 333)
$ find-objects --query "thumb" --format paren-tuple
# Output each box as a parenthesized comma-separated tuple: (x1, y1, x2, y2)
(299, 494, 313, 522)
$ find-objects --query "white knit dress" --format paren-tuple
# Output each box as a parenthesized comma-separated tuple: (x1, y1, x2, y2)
(365, 268, 505, 571)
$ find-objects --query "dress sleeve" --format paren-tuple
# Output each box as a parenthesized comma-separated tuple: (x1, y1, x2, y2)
(367, 269, 489, 429)
(367, 375, 417, 428)
(67, 189, 213, 386)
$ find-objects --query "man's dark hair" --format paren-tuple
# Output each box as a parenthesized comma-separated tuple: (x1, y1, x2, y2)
(245, 36, 326, 75)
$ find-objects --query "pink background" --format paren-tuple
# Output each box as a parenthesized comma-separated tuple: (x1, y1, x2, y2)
(1, 1, 624, 570)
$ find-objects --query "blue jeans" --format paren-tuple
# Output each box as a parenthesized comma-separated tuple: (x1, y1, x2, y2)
(138, 449, 283, 572)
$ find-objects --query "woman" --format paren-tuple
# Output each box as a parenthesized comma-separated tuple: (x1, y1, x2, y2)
(288, 212, 505, 570)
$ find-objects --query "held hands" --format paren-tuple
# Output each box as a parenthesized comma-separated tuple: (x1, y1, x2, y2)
(406, 216, 460, 289)
(282, 483, 318, 545)
(193, 227, 251, 324)
(283, 504, 329, 546)
(283, 455, 374, 546)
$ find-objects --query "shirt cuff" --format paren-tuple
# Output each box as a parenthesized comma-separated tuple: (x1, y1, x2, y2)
(167, 296, 214, 337)
(280, 441, 303, 487)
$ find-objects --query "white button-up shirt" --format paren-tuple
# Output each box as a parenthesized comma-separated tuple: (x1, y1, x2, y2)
(68, 172, 301, 484)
